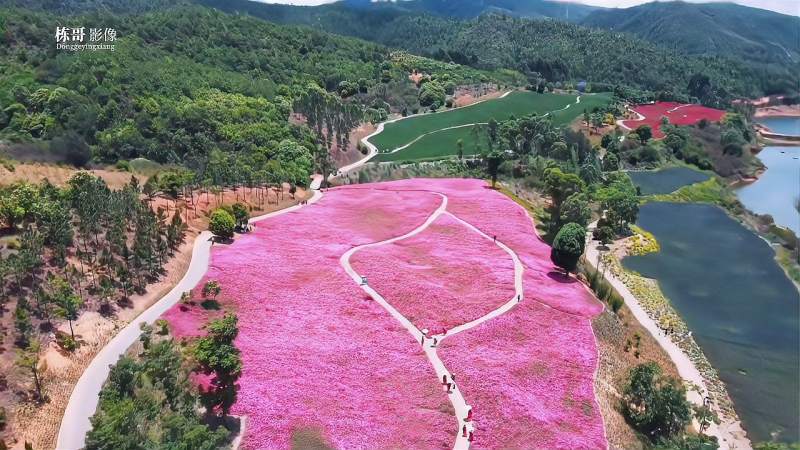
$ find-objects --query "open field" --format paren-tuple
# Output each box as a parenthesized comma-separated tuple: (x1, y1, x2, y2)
(622, 102, 726, 138)
(370, 92, 576, 151)
(162, 178, 606, 448)
(372, 92, 612, 162)
(0, 162, 138, 189)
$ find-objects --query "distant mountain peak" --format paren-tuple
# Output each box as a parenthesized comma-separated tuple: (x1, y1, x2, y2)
(581, 1, 800, 64)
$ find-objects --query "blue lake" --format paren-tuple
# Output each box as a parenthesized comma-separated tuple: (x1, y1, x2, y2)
(758, 116, 800, 137)
(628, 167, 710, 195)
(736, 147, 800, 234)
(624, 202, 800, 443)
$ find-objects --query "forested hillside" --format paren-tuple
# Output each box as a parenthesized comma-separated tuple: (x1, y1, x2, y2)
(581, 1, 800, 66)
(197, 0, 797, 105)
(0, 4, 502, 183)
(347, 0, 602, 21)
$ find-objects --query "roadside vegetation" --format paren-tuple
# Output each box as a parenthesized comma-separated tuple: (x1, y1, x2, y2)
(86, 313, 242, 449)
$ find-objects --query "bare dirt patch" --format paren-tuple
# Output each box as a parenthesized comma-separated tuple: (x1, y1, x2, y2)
(452, 85, 502, 108)
(0, 163, 138, 190)
(331, 122, 376, 169)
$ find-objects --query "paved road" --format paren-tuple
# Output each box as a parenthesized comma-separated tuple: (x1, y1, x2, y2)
(56, 185, 323, 450)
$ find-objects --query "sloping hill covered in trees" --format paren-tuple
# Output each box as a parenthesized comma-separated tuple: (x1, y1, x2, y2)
(0, 4, 499, 182)
(346, 0, 602, 21)
(581, 1, 800, 66)
(196, 0, 797, 104)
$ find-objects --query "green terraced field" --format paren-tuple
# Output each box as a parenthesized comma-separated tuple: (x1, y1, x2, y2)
(372, 92, 612, 163)
(370, 91, 576, 151)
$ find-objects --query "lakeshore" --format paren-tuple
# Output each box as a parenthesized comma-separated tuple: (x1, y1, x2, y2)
(585, 231, 750, 449)
(624, 202, 799, 444)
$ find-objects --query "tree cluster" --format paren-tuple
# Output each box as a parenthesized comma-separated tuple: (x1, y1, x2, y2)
(1, 174, 187, 364)
(85, 322, 230, 450)
(623, 362, 718, 449)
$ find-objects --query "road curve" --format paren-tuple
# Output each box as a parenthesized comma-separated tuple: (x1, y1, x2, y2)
(340, 189, 526, 449)
(337, 91, 514, 176)
(56, 185, 324, 450)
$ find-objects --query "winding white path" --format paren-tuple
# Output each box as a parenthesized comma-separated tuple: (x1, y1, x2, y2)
(56, 180, 323, 450)
(337, 91, 514, 176)
(340, 190, 526, 449)
(338, 91, 585, 174)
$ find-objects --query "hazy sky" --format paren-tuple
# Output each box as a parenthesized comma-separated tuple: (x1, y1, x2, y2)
(251, 0, 800, 16)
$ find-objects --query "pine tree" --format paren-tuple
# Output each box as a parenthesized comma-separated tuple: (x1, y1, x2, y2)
(16, 339, 43, 401)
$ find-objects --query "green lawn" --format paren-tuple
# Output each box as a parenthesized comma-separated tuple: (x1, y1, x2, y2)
(372, 92, 613, 162)
(369, 91, 577, 152)
(373, 124, 487, 162)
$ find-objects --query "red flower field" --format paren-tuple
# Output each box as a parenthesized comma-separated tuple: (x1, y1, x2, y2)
(621, 101, 726, 138)
(163, 178, 607, 449)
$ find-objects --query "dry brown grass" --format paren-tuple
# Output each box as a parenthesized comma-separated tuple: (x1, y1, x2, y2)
(291, 427, 334, 450)
(592, 306, 680, 450)
(0, 163, 138, 190)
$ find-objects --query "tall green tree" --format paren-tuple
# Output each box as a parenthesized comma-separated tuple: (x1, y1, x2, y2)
(193, 313, 242, 418)
(559, 193, 591, 228)
(51, 276, 82, 341)
(550, 223, 586, 276)
(635, 124, 653, 144)
(485, 151, 503, 188)
(14, 302, 32, 347)
(623, 362, 692, 441)
(544, 168, 585, 212)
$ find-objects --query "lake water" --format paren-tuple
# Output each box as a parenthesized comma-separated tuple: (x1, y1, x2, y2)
(628, 167, 710, 195)
(758, 116, 800, 137)
(624, 202, 800, 443)
(736, 147, 800, 234)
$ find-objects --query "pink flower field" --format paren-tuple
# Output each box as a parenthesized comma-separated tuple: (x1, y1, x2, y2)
(437, 296, 604, 449)
(165, 189, 455, 449)
(350, 213, 515, 333)
(163, 178, 607, 449)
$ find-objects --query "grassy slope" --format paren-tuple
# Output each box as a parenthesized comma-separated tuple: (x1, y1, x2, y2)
(373, 92, 612, 162)
(370, 91, 576, 151)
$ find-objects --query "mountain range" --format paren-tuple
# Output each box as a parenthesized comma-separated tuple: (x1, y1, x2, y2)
(345, 0, 603, 21)
(580, 1, 800, 65)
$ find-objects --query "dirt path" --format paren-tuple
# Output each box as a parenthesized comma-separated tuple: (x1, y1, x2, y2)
(56, 179, 324, 450)
(584, 222, 751, 450)
(340, 189, 530, 449)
